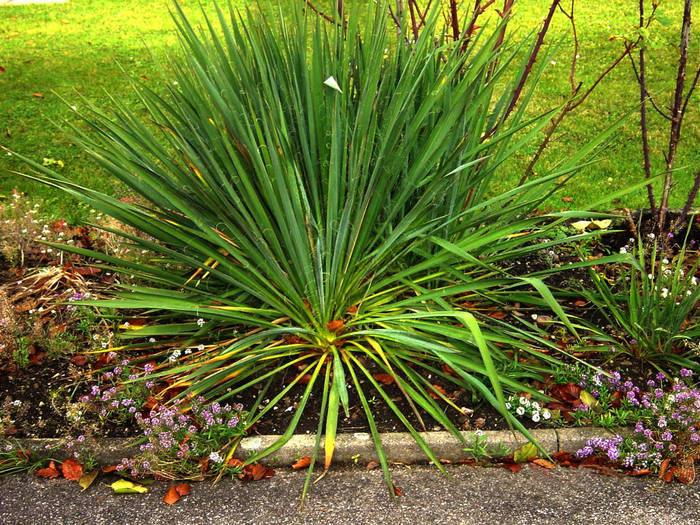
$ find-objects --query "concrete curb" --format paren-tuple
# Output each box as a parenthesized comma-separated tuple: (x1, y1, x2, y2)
(17, 427, 622, 467)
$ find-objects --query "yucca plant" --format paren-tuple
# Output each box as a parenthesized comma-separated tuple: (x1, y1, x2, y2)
(11, 0, 623, 496)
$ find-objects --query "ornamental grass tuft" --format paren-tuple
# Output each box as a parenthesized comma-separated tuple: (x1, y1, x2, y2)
(11, 0, 624, 495)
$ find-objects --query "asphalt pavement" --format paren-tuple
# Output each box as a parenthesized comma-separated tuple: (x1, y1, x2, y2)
(1, 463, 699, 525)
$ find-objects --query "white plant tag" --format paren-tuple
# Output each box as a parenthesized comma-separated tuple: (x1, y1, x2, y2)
(323, 75, 342, 93)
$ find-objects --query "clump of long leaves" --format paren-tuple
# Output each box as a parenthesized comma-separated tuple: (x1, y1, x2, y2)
(582, 232, 699, 372)
(13, 1, 622, 496)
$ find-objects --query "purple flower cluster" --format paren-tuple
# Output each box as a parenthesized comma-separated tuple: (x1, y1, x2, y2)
(76, 357, 155, 423)
(575, 370, 700, 473)
(117, 397, 246, 478)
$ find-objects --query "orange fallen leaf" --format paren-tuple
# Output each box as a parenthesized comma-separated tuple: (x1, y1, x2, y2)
(573, 300, 587, 307)
(163, 485, 181, 505)
(292, 457, 311, 469)
(227, 458, 243, 468)
(392, 483, 403, 496)
(428, 384, 448, 400)
(36, 461, 60, 479)
(61, 458, 83, 481)
(366, 461, 379, 470)
(532, 459, 555, 469)
(662, 467, 674, 483)
(102, 465, 117, 473)
(372, 373, 394, 385)
(674, 463, 695, 484)
(175, 483, 191, 496)
(32, 93, 44, 98)
(326, 320, 344, 332)
(487, 310, 508, 320)
(628, 469, 651, 476)
(562, 196, 573, 202)
(71, 355, 88, 366)
(658, 458, 671, 479)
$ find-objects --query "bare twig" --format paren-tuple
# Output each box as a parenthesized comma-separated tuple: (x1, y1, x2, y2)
(303, 0, 345, 27)
(628, 54, 672, 121)
(638, 0, 657, 217)
(658, 0, 693, 235)
(517, 11, 642, 185)
(676, 168, 700, 229)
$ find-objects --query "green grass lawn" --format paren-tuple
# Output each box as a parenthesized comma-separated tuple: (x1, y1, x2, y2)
(0, 0, 698, 222)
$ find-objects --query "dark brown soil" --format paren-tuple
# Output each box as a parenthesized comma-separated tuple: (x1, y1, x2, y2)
(1, 212, 697, 440)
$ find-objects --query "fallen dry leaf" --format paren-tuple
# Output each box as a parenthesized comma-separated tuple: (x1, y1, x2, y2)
(562, 196, 573, 202)
(292, 457, 311, 470)
(71, 355, 88, 366)
(532, 459, 555, 469)
(366, 461, 379, 470)
(32, 93, 43, 98)
(61, 458, 83, 481)
(326, 320, 344, 332)
(79, 470, 99, 491)
(372, 373, 395, 385)
(36, 461, 60, 479)
(392, 483, 403, 497)
(175, 483, 191, 496)
(163, 485, 181, 505)
(227, 458, 243, 468)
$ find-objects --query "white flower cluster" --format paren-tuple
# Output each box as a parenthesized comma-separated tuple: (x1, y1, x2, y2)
(506, 395, 551, 423)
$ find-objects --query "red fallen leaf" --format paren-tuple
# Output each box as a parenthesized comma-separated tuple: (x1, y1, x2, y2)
(661, 467, 675, 483)
(347, 305, 358, 314)
(29, 352, 46, 366)
(198, 457, 210, 473)
(562, 196, 573, 202)
(101, 465, 117, 473)
(175, 483, 191, 496)
(674, 462, 695, 484)
(428, 384, 448, 400)
(502, 462, 522, 473)
(441, 364, 459, 377)
(456, 458, 477, 466)
(438, 458, 453, 464)
(163, 485, 181, 505)
(627, 469, 651, 476)
(573, 300, 587, 307)
(36, 461, 60, 479)
(240, 463, 275, 482)
(658, 458, 671, 479)
(532, 459, 555, 469)
(227, 458, 243, 468)
(53, 219, 69, 231)
(0, 66, 5, 73)
(549, 382, 581, 404)
(373, 373, 395, 385)
(292, 457, 311, 470)
(126, 318, 147, 326)
(487, 310, 508, 320)
(71, 355, 88, 366)
(33, 93, 44, 98)
(61, 458, 83, 481)
(366, 461, 380, 470)
(392, 483, 403, 497)
(73, 266, 101, 276)
(326, 320, 344, 332)
(16, 450, 31, 461)
(143, 396, 159, 410)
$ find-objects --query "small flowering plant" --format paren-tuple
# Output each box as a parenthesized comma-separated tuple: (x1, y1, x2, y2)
(583, 234, 699, 369)
(575, 369, 700, 473)
(506, 395, 553, 425)
(71, 353, 156, 425)
(117, 397, 247, 480)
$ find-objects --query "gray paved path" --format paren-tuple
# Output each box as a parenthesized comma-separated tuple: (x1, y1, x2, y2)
(1, 464, 699, 524)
